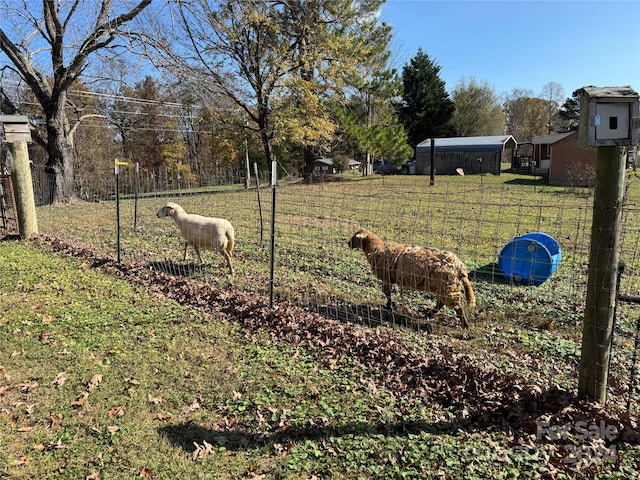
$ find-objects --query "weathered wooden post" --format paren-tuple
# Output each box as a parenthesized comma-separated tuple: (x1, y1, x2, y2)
(577, 86, 639, 404)
(0, 115, 38, 239)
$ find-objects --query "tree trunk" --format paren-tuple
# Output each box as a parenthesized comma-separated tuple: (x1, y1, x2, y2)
(303, 147, 315, 183)
(260, 130, 274, 166)
(44, 96, 75, 203)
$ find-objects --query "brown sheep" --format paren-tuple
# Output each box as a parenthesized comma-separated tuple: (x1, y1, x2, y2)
(348, 229, 476, 328)
(156, 202, 235, 274)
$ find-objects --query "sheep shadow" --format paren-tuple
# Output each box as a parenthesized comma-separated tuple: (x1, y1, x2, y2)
(469, 262, 509, 285)
(158, 417, 458, 454)
(314, 301, 441, 334)
(157, 386, 606, 456)
(148, 260, 205, 277)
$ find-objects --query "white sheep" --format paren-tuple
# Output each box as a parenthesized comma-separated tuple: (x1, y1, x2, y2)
(156, 202, 235, 274)
(348, 229, 476, 328)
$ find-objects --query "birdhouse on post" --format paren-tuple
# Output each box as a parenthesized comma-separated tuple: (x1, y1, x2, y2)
(578, 86, 639, 148)
(0, 115, 32, 144)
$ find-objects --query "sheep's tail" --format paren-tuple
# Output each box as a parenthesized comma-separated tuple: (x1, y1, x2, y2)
(460, 271, 476, 308)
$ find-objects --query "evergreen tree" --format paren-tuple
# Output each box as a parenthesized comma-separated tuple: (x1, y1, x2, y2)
(559, 89, 582, 131)
(337, 33, 412, 172)
(400, 49, 455, 150)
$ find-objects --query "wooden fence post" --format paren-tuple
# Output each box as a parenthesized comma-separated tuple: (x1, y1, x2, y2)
(1, 115, 37, 239)
(578, 146, 626, 403)
(576, 86, 639, 404)
(8, 140, 38, 239)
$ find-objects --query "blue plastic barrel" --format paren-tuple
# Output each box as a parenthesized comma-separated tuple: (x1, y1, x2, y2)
(498, 232, 562, 286)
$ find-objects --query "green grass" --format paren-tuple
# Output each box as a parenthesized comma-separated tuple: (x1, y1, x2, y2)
(3, 241, 640, 479)
(34, 171, 640, 323)
(32, 172, 640, 394)
(6, 169, 639, 477)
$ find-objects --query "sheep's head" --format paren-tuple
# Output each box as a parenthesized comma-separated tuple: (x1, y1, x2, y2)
(156, 202, 180, 219)
(348, 229, 374, 251)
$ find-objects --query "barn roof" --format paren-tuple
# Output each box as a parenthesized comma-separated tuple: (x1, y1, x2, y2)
(532, 132, 573, 145)
(314, 157, 333, 165)
(314, 157, 361, 166)
(416, 135, 517, 152)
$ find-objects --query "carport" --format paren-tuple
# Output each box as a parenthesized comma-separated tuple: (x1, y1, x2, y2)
(415, 135, 517, 175)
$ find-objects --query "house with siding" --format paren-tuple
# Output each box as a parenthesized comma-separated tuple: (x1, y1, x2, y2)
(310, 157, 361, 175)
(311, 157, 335, 174)
(532, 131, 597, 186)
(415, 135, 517, 175)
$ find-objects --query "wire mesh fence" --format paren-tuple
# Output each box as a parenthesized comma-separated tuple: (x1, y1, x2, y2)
(6, 164, 640, 413)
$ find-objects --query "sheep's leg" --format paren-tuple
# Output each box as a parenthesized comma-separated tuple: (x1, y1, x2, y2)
(425, 301, 444, 317)
(193, 244, 203, 263)
(383, 282, 394, 310)
(454, 306, 470, 329)
(182, 242, 189, 261)
(221, 249, 234, 275)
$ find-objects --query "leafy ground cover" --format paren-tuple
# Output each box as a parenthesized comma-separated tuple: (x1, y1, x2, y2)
(1, 237, 639, 479)
(33, 173, 640, 400)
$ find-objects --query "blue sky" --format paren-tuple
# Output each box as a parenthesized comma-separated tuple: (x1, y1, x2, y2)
(380, 0, 640, 99)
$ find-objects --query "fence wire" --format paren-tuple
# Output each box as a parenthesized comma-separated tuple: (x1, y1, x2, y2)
(7, 166, 640, 413)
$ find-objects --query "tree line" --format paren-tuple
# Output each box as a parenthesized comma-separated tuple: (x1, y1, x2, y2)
(1, 0, 579, 203)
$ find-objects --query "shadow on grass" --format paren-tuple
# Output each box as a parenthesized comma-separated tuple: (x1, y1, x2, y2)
(503, 177, 547, 187)
(469, 262, 509, 285)
(148, 260, 203, 277)
(312, 301, 437, 334)
(0, 234, 22, 241)
(158, 418, 461, 453)
(158, 386, 584, 453)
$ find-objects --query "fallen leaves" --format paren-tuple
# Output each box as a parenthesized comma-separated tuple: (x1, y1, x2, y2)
(52, 372, 67, 389)
(40, 313, 56, 323)
(26, 234, 640, 478)
(192, 440, 214, 461)
(183, 397, 202, 414)
(108, 406, 125, 418)
(32, 439, 66, 451)
(67, 375, 103, 408)
(10, 456, 29, 466)
(19, 381, 38, 393)
(49, 413, 63, 428)
(88, 374, 103, 390)
(139, 466, 157, 478)
(71, 391, 89, 408)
